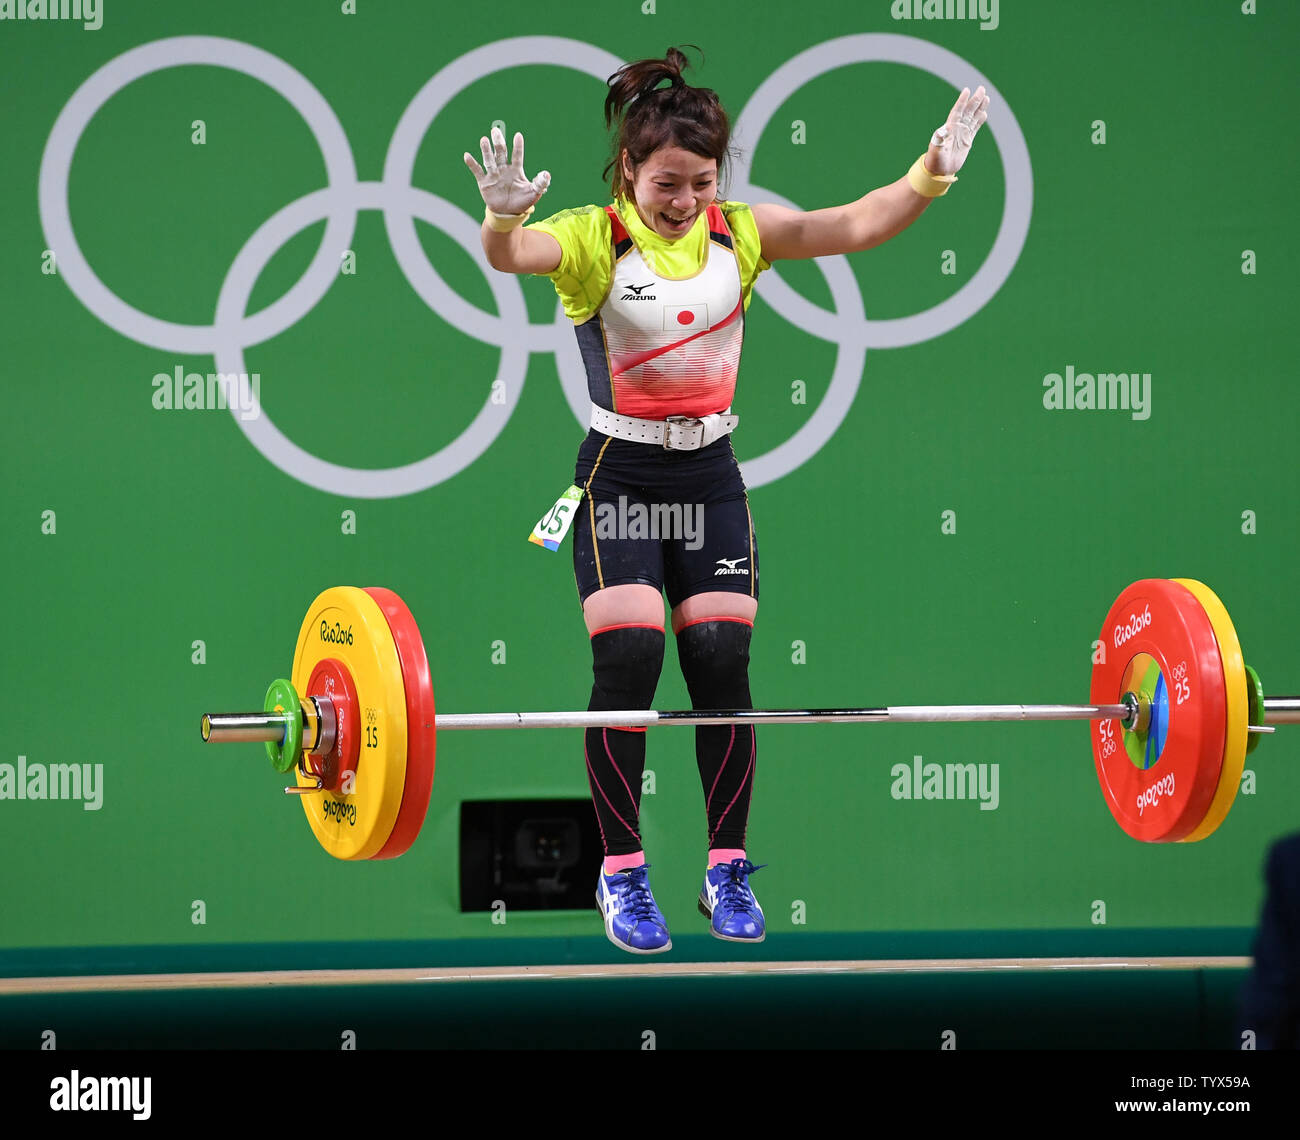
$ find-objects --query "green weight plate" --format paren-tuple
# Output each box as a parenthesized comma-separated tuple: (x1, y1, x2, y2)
(1245, 664, 1264, 756)
(264, 677, 303, 772)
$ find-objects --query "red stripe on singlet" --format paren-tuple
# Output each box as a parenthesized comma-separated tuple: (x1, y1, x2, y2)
(609, 294, 744, 376)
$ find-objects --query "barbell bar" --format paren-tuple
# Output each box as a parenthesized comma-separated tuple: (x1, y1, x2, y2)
(198, 580, 1295, 858)
(203, 701, 1299, 737)
(205, 703, 1135, 739)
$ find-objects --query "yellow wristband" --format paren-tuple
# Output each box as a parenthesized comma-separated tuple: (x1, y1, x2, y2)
(484, 204, 535, 232)
(907, 155, 957, 198)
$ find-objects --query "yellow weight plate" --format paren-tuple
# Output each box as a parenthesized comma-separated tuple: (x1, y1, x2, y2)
(1173, 579, 1246, 843)
(291, 587, 408, 860)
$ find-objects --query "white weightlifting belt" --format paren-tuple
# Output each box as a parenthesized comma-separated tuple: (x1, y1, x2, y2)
(590, 403, 739, 450)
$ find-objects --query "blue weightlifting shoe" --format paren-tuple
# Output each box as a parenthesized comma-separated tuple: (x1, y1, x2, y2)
(698, 858, 766, 943)
(596, 864, 671, 954)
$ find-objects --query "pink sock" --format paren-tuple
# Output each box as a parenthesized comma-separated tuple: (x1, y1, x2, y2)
(604, 851, 647, 875)
(709, 848, 746, 868)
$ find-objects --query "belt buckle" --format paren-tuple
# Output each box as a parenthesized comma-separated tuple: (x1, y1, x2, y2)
(663, 415, 703, 450)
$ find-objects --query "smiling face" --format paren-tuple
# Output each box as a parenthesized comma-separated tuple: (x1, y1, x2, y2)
(622, 145, 719, 240)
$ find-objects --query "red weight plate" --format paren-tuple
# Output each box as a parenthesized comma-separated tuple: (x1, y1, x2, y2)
(304, 657, 360, 793)
(1090, 579, 1226, 842)
(364, 587, 437, 860)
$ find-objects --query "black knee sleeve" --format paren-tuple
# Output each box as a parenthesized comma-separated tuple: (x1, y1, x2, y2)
(589, 625, 665, 711)
(676, 618, 753, 708)
(676, 619, 756, 851)
(584, 625, 665, 857)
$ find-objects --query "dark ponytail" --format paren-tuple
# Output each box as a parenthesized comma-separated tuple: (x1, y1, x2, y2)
(602, 46, 731, 202)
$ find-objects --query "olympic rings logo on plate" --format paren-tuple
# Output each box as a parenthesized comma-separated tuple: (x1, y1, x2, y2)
(38, 34, 1032, 499)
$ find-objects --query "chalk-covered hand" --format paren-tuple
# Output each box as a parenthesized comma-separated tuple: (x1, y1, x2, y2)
(924, 86, 989, 176)
(464, 125, 551, 216)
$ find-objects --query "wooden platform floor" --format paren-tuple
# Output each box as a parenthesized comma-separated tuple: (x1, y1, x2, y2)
(0, 955, 1252, 995)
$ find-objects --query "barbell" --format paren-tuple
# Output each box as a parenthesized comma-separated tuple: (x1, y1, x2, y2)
(198, 579, 1297, 859)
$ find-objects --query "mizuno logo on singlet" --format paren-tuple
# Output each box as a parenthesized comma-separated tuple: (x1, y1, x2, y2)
(714, 557, 749, 576)
(621, 282, 656, 301)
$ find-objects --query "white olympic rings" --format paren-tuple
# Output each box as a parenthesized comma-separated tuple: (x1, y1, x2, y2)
(38, 34, 1032, 498)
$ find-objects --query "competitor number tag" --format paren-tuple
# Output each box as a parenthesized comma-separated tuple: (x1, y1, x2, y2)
(528, 484, 584, 552)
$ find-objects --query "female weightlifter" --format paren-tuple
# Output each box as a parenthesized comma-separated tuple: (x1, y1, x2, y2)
(465, 47, 988, 954)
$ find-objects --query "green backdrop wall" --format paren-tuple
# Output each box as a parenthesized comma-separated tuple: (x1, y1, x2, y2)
(2, 0, 1296, 967)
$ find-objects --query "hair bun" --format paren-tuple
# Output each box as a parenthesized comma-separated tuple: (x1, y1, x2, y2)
(602, 44, 729, 204)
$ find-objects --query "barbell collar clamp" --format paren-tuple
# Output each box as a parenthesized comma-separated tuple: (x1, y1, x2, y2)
(202, 697, 337, 753)
(1120, 691, 1146, 733)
